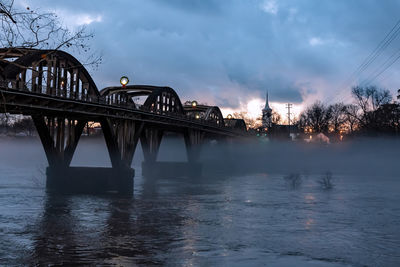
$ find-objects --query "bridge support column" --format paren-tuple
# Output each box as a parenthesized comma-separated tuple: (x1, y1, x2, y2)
(32, 116, 86, 168)
(142, 129, 203, 177)
(140, 127, 163, 163)
(101, 118, 143, 168)
(33, 116, 141, 195)
(98, 118, 143, 194)
(184, 129, 204, 163)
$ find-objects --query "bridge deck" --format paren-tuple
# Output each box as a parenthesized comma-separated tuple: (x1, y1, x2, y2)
(0, 86, 247, 137)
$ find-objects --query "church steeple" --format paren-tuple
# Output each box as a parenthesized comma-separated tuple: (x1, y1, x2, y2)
(262, 90, 273, 128)
(263, 90, 272, 111)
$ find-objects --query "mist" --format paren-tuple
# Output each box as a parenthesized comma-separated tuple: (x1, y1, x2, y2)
(199, 137, 400, 177)
(1, 135, 399, 179)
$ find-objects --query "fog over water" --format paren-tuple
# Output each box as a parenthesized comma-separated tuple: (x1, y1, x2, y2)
(0, 136, 399, 266)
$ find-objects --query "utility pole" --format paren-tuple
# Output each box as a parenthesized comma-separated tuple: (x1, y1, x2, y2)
(286, 103, 292, 137)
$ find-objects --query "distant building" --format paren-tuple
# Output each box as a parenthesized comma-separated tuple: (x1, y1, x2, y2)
(262, 91, 272, 128)
(256, 92, 300, 140)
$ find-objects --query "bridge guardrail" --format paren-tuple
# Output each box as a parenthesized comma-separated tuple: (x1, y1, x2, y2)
(0, 79, 247, 135)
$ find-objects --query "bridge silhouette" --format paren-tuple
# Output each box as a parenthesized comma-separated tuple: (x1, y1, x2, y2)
(0, 48, 248, 194)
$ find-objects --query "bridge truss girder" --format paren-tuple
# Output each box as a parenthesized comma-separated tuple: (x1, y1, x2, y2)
(101, 118, 144, 169)
(32, 116, 86, 168)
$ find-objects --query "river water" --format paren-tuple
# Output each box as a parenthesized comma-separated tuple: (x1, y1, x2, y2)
(0, 137, 399, 266)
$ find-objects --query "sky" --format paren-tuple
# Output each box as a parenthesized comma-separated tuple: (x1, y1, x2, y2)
(16, 0, 400, 121)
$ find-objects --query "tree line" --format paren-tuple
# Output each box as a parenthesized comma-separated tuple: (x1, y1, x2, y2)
(233, 85, 399, 138)
(298, 85, 399, 137)
(0, 115, 35, 135)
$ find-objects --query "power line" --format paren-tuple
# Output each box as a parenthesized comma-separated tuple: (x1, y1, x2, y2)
(343, 19, 400, 87)
(354, 20, 400, 78)
(359, 48, 400, 86)
(324, 18, 400, 105)
(361, 49, 400, 86)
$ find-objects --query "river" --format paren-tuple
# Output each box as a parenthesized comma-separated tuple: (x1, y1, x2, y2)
(0, 137, 399, 266)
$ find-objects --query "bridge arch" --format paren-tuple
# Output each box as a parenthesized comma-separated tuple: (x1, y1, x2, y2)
(224, 118, 247, 132)
(143, 86, 184, 115)
(1, 48, 99, 100)
(204, 106, 224, 126)
(99, 85, 185, 115)
(183, 104, 225, 126)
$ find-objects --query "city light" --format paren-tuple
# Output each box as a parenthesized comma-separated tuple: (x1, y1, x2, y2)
(191, 100, 198, 107)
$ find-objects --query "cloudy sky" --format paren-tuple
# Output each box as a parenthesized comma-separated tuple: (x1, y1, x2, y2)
(17, 0, 400, 119)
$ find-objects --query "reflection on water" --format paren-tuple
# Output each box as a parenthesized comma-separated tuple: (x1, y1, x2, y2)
(0, 139, 400, 266)
(1, 172, 399, 266)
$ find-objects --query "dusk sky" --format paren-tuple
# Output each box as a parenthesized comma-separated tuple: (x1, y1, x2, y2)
(18, 0, 400, 119)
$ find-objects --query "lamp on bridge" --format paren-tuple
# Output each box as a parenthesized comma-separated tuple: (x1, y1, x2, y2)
(195, 113, 200, 119)
(120, 76, 129, 88)
(227, 114, 233, 120)
(191, 100, 198, 108)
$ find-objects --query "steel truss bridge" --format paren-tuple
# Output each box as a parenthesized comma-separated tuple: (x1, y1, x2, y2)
(0, 48, 248, 194)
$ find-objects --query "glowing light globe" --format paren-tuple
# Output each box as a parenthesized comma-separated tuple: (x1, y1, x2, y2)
(191, 100, 198, 107)
(227, 114, 233, 119)
(120, 76, 129, 87)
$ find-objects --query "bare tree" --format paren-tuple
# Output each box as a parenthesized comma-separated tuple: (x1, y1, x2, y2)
(373, 103, 400, 133)
(351, 86, 392, 130)
(12, 116, 35, 135)
(299, 101, 331, 133)
(0, 1, 15, 23)
(233, 111, 261, 129)
(328, 102, 347, 134)
(0, 0, 101, 69)
(344, 104, 359, 133)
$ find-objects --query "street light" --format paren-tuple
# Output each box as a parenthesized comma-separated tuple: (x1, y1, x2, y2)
(120, 76, 129, 88)
(227, 114, 233, 119)
(191, 100, 198, 107)
(195, 113, 200, 119)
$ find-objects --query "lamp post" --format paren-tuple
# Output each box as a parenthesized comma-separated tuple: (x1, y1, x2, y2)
(120, 76, 129, 88)
(191, 100, 198, 108)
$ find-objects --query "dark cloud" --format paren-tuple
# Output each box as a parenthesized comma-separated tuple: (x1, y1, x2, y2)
(150, 0, 222, 14)
(19, 0, 400, 111)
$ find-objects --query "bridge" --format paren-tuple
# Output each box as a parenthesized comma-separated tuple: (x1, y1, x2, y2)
(0, 48, 248, 194)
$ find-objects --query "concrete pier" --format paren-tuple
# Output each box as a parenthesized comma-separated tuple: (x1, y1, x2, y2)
(46, 166, 134, 195)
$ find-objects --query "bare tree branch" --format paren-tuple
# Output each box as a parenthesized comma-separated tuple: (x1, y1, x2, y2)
(0, 0, 101, 70)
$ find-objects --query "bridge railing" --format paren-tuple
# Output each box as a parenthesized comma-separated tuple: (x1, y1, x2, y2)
(0, 78, 246, 134)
